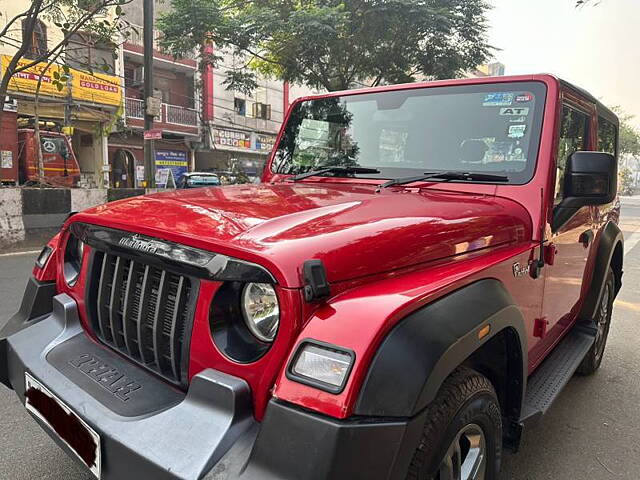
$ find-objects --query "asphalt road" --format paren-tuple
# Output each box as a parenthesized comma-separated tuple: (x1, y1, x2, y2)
(1, 198, 640, 480)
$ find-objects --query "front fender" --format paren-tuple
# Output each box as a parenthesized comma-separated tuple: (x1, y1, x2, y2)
(355, 279, 527, 417)
(273, 245, 532, 420)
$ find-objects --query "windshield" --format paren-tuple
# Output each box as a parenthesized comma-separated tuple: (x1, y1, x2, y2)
(272, 82, 547, 184)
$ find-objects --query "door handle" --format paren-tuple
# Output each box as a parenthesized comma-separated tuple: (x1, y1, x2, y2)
(579, 230, 594, 248)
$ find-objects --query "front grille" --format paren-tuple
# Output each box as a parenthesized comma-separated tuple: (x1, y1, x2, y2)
(86, 251, 195, 385)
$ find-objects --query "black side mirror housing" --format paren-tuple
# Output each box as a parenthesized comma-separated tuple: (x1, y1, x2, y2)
(553, 151, 617, 231)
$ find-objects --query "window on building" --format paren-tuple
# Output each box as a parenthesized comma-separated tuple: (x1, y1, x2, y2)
(252, 102, 271, 120)
(555, 105, 590, 203)
(22, 19, 47, 60)
(597, 116, 618, 157)
(234, 98, 246, 116)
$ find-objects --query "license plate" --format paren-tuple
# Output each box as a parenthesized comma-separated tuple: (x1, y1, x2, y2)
(24, 372, 101, 478)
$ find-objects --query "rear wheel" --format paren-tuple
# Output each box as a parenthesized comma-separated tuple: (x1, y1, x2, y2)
(576, 267, 615, 375)
(407, 367, 502, 480)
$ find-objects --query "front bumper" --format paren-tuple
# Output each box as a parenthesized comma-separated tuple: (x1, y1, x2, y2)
(1, 284, 419, 480)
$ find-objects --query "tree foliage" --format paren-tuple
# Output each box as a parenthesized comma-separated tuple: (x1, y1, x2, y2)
(611, 107, 640, 158)
(158, 0, 493, 92)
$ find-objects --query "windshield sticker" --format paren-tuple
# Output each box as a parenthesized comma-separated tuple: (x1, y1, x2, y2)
(499, 107, 529, 116)
(483, 93, 514, 106)
(509, 115, 528, 123)
(515, 93, 533, 103)
(508, 125, 527, 139)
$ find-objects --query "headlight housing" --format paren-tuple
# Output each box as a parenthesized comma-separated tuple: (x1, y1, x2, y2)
(288, 341, 355, 393)
(241, 283, 280, 342)
(63, 233, 85, 286)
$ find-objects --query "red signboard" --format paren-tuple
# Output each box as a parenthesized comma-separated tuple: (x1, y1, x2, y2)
(143, 129, 162, 140)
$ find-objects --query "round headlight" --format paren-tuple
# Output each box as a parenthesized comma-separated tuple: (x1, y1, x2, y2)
(241, 283, 279, 342)
(64, 233, 85, 286)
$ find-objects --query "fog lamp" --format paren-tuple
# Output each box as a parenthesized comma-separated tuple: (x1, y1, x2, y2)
(290, 342, 355, 393)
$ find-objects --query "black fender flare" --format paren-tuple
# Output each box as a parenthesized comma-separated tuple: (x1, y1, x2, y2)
(579, 220, 624, 321)
(354, 279, 527, 419)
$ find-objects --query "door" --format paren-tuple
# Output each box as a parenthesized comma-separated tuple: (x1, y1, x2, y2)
(540, 103, 596, 349)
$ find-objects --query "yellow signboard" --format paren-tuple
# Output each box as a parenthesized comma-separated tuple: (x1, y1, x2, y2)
(1, 55, 122, 107)
(1, 55, 67, 98)
(71, 70, 122, 106)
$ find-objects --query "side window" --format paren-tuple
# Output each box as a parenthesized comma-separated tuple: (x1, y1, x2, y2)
(555, 105, 589, 203)
(597, 116, 618, 158)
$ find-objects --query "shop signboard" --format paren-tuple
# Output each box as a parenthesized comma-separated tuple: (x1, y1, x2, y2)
(212, 128, 252, 150)
(155, 149, 188, 187)
(71, 70, 122, 106)
(1, 55, 122, 107)
(1, 55, 67, 98)
(255, 134, 276, 153)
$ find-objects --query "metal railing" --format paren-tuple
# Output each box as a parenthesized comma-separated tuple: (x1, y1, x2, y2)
(125, 98, 199, 127)
(166, 104, 198, 126)
(125, 97, 145, 119)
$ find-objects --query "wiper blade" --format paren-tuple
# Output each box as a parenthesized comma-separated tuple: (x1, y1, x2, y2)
(378, 171, 509, 189)
(288, 166, 381, 182)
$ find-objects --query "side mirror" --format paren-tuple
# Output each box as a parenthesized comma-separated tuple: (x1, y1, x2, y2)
(553, 151, 617, 231)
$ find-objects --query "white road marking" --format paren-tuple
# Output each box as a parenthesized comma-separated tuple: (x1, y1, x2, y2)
(624, 229, 640, 256)
(0, 250, 41, 258)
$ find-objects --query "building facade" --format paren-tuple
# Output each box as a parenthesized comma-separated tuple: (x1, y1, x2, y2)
(195, 46, 286, 181)
(107, 0, 200, 188)
(0, 1, 124, 188)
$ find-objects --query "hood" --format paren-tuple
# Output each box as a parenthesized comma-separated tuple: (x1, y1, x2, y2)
(74, 183, 532, 287)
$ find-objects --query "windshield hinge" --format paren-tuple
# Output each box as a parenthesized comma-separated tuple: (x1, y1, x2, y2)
(302, 260, 330, 302)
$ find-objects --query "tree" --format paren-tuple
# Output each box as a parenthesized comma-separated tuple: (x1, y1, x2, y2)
(158, 0, 493, 92)
(612, 107, 640, 158)
(0, 0, 131, 121)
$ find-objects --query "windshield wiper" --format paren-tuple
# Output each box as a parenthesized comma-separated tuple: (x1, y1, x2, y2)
(288, 166, 381, 182)
(378, 171, 509, 189)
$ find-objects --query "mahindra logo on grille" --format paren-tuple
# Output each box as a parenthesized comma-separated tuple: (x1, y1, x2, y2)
(69, 353, 142, 402)
(118, 234, 166, 255)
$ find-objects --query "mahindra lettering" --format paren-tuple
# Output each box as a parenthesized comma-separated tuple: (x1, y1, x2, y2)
(0, 75, 622, 480)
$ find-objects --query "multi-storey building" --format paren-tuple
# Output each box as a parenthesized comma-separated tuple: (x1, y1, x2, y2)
(195, 46, 286, 180)
(107, 0, 200, 188)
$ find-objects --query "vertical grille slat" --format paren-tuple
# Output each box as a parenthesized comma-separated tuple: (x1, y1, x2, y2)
(108, 256, 126, 349)
(169, 276, 187, 380)
(121, 259, 139, 360)
(136, 265, 154, 365)
(96, 253, 114, 342)
(87, 245, 195, 387)
(152, 270, 170, 375)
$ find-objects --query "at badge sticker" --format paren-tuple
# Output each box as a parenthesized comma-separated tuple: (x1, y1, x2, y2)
(508, 125, 527, 138)
(483, 93, 514, 106)
(499, 107, 529, 116)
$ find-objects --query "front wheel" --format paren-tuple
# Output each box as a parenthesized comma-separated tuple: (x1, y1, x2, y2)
(407, 367, 502, 480)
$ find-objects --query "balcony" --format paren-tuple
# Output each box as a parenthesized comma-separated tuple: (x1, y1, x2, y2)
(124, 24, 197, 64)
(125, 97, 199, 134)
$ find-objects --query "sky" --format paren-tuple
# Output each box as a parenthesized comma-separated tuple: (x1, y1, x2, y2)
(487, 0, 640, 128)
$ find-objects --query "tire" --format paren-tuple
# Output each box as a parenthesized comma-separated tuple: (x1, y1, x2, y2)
(407, 367, 502, 480)
(576, 267, 615, 376)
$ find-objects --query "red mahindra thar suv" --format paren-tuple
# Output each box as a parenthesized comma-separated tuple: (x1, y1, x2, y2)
(0, 74, 623, 480)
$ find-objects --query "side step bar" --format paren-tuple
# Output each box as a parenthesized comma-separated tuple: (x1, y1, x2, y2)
(520, 327, 595, 423)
